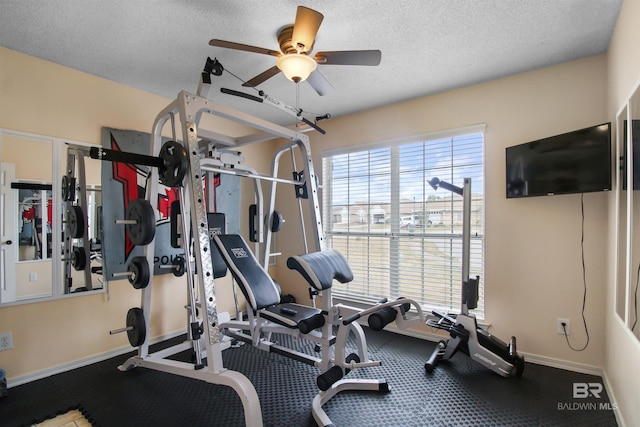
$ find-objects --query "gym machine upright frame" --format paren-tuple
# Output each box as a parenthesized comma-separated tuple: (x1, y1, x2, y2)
(115, 90, 330, 426)
(424, 177, 525, 378)
(62, 144, 100, 292)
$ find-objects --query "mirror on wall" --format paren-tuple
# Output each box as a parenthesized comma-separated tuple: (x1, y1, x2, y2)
(615, 105, 628, 322)
(630, 84, 640, 340)
(17, 185, 53, 262)
(0, 129, 103, 305)
(616, 82, 640, 342)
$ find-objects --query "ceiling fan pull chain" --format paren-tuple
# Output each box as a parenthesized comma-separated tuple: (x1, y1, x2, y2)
(296, 84, 300, 126)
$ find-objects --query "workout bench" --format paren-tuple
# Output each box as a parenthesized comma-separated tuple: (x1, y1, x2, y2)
(213, 233, 423, 426)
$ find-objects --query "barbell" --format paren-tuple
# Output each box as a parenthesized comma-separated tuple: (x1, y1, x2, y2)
(90, 140, 188, 188)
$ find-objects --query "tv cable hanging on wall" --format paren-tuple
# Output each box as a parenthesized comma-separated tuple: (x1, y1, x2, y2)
(561, 193, 590, 352)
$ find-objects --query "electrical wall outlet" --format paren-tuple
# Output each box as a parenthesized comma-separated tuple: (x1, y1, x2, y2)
(0, 332, 13, 351)
(557, 318, 570, 335)
(29, 272, 37, 282)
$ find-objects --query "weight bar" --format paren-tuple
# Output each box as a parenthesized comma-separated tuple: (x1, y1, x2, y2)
(109, 307, 146, 347)
(112, 255, 185, 286)
(111, 256, 150, 289)
(109, 325, 133, 334)
(89, 140, 188, 188)
(114, 199, 156, 246)
(158, 256, 186, 277)
(61, 246, 87, 271)
(63, 205, 85, 238)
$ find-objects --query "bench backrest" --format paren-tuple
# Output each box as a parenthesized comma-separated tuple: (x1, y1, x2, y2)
(208, 213, 228, 279)
(212, 234, 281, 310)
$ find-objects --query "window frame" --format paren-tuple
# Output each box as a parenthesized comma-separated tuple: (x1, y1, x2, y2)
(321, 124, 486, 317)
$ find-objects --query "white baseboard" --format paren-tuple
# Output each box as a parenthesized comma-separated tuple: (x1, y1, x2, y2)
(7, 330, 186, 388)
(517, 351, 602, 376)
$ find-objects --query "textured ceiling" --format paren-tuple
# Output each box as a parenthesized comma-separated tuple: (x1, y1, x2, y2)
(0, 0, 623, 128)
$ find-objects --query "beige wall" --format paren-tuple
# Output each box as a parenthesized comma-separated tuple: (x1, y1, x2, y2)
(2, 3, 639, 420)
(0, 47, 263, 379)
(276, 54, 610, 370)
(605, 0, 640, 426)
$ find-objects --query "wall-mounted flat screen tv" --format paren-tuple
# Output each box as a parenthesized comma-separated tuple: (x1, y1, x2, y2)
(506, 123, 611, 198)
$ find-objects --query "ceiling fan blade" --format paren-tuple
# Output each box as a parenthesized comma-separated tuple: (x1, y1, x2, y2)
(306, 70, 335, 97)
(242, 65, 282, 87)
(314, 50, 382, 66)
(291, 6, 324, 53)
(209, 39, 281, 57)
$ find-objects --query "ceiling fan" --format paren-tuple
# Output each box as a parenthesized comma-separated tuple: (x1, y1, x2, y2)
(209, 6, 381, 96)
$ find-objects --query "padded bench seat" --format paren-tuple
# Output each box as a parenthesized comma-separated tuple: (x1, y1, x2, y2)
(261, 302, 326, 334)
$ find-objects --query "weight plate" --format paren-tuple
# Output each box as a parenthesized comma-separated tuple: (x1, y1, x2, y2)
(126, 307, 146, 347)
(173, 256, 185, 277)
(66, 205, 85, 238)
(61, 175, 76, 201)
(72, 246, 87, 271)
(62, 176, 68, 200)
(271, 210, 284, 232)
(127, 256, 150, 289)
(158, 140, 188, 187)
(125, 199, 156, 246)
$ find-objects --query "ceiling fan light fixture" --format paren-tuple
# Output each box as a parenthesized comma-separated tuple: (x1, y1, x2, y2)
(276, 53, 317, 83)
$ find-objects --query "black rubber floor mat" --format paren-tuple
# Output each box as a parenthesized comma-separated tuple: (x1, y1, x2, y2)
(0, 330, 618, 426)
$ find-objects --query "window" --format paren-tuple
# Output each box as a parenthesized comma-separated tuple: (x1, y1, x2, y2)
(321, 126, 485, 316)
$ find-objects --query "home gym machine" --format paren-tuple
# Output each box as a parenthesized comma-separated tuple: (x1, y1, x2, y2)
(100, 91, 304, 426)
(95, 83, 425, 425)
(424, 177, 525, 378)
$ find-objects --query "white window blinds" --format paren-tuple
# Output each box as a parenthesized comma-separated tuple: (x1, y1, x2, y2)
(321, 128, 485, 316)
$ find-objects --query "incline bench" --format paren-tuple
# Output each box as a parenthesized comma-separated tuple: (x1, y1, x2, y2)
(212, 233, 424, 426)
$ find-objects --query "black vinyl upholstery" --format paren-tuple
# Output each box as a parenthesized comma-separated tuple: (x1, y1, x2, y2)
(212, 234, 280, 310)
(286, 250, 353, 290)
(260, 302, 325, 332)
(208, 213, 228, 279)
(212, 234, 326, 332)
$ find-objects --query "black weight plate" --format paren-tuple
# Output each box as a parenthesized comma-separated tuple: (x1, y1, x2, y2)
(66, 205, 85, 238)
(61, 175, 76, 201)
(61, 176, 68, 200)
(125, 199, 156, 246)
(126, 307, 146, 347)
(173, 256, 185, 277)
(72, 246, 87, 271)
(158, 140, 188, 187)
(271, 210, 284, 232)
(127, 256, 150, 289)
